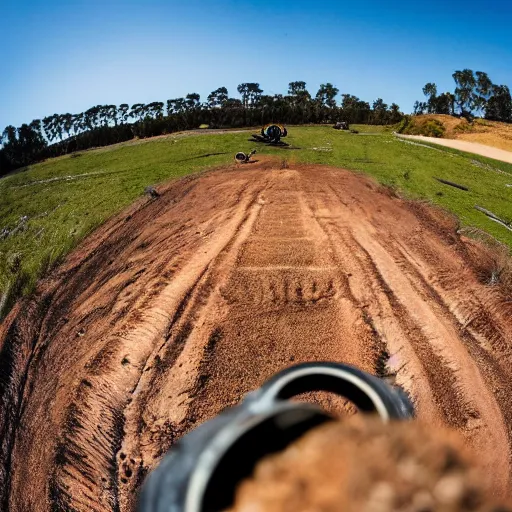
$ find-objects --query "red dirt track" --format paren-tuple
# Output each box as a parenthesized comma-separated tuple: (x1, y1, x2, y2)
(1, 159, 511, 511)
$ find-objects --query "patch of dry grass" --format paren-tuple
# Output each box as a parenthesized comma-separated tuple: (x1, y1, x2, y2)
(457, 130, 512, 152)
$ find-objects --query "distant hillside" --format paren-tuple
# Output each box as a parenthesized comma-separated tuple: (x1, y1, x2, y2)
(398, 115, 512, 152)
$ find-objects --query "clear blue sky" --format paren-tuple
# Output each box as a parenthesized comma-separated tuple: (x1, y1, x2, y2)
(2, 0, 511, 128)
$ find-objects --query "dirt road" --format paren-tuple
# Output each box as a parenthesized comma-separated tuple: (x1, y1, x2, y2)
(395, 133, 512, 163)
(1, 159, 511, 511)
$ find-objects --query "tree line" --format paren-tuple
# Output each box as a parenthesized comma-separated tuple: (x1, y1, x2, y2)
(0, 81, 403, 176)
(414, 69, 512, 122)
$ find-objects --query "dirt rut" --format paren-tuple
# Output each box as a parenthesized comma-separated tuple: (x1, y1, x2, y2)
(0, 160, 511, 511)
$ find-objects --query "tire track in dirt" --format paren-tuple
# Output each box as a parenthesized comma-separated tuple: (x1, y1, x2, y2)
(114, 182, 270, 512)
(299, 179, 490, 435)
(1, 159, 511, 511)
(49, 180, 269, 511)
(335, 186, 511, 493)
(387, 237, 512, 491)
(186, 169, 380, 426)
(352, 229, 508, 489)
(318, 180, 510, 493)
(0, 169, 263, 511)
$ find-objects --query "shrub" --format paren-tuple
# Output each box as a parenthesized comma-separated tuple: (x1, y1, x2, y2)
(397, 116, 445, 138)
(396, 116, 412, 134)
(423, 119, 445, 137)
(454, 122, 474, 133)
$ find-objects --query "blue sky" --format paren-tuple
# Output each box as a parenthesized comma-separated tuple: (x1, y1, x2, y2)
(2, 0, 512, 128)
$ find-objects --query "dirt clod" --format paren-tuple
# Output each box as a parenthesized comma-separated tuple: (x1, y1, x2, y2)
(228, 418, 512, 512)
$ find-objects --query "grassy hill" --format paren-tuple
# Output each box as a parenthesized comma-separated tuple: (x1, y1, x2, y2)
(1, 125, 512, 318)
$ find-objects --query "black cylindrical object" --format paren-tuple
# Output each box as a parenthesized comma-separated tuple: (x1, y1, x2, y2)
(138, 362, 414, 512)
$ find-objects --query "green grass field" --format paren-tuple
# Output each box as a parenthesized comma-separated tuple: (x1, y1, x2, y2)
(1, 125, 511, 318)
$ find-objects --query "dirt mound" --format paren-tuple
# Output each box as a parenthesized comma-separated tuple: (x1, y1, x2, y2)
(456, 119, 512, 152)
(1, 159, 511, 511)
(229, 418, 511, 512)
(397, 114, 471, 138)
(407, 115, 512, 151)
(418, 114, 470, 136)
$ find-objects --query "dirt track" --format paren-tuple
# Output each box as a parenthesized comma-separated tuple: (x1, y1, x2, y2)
(1, 159, 512, 511)
(395, 133, 512, 163)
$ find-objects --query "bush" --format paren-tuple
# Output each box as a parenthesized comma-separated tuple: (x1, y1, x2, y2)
(396, 116, 445, 138)
(423, 120, 445, 137)
(395, 116, 412, 133)
(474, 118, 492, 127)
(454, 122, 474, 133)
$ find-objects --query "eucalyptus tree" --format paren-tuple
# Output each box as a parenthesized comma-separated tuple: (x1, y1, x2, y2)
(315, 83, 339, 108)
(118, 104, 130, 124)
(130, 103, 146, 122)
(237, 83, 263, 108)
(207, 87, 228, 108)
